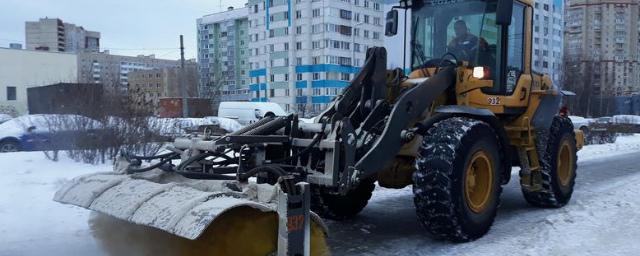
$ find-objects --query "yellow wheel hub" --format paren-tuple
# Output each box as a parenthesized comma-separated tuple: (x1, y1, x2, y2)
(557, 140, 574, 187)
(464, 150, 494, 214)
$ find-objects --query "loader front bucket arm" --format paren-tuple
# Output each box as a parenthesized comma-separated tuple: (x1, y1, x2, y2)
(312, 47, 456, 182)
(318, 47, 389, 128)
(354, 67, 456, 178)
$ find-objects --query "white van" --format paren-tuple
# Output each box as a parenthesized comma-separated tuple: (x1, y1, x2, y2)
(218, 102, 288, 125)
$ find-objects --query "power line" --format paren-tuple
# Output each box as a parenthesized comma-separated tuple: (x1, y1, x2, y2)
(0, 38, 25, 43)
(156, 49, 181, 58)
(100, 47, 179, 51)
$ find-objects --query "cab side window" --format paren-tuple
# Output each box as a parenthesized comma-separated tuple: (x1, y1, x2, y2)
(506, 3, 525, 94)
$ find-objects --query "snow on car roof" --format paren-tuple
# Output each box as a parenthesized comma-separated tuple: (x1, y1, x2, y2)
(0, 114, 102, 139)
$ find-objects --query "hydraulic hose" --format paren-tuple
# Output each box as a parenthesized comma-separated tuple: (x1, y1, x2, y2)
(241, 116, 288, 136)
(126, 153, 180, 174)
(230, 116, 276, 135)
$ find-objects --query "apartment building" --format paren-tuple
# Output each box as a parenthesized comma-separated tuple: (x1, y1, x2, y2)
(247, 0, 385, 116)
(564, 0, 640, 116)
(532, 0, 564, 86)
(25, 18, 100, 53)
(197, 7, 251, 102)
(77, 51, 181, 94)
(128, 64, 198, 115)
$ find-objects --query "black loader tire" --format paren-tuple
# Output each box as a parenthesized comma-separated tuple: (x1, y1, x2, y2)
(522, 116, 578, 208)
(311, 179, 375, 220)
(413, 117, 503, 242)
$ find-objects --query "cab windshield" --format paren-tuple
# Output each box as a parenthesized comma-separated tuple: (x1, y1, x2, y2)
(411, 0, 499, 73)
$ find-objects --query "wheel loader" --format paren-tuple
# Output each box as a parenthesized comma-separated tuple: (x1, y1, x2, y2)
(55, 0, 585, 254)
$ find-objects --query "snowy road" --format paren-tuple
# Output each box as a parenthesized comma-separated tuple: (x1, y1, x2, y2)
(1, 135, 640, 256)
(326, 152, 640, 255)
(327, 138, 640, 256)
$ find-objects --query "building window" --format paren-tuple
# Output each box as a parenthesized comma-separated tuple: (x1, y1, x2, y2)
(6, 86, 16, 101)
(339, 9, 352, 20)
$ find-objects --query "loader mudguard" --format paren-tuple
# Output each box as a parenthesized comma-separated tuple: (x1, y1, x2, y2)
(354, 67, 456, 179)
(532, 92, 562, 132)
(415, 105, 514, 185)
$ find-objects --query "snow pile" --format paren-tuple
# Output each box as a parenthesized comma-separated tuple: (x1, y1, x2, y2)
(204, 116, 243, 132)
(148, 117, 242, 137)
(578, 134, 640, 160)
(0, 114, 103, 138)
(612, 115, 640, 125)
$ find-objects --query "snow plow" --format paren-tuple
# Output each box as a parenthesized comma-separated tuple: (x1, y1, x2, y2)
(55, 0, 585, 254)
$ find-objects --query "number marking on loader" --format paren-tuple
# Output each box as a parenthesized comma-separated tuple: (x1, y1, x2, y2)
(488, 96, 501, 105)
(287, 215, 305, 232)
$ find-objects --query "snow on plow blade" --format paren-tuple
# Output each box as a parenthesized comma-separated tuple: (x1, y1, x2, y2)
(53, 169, 280, 240)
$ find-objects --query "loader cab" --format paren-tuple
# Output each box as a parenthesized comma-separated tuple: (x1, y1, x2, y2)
(388, 0, 536, 114)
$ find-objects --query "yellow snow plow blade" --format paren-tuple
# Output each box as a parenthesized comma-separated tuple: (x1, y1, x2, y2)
(54, 169, 329, 255)
(89, 208, 329, 255)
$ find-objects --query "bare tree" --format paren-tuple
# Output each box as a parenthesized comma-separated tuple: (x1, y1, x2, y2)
(40, 88, 169, 164)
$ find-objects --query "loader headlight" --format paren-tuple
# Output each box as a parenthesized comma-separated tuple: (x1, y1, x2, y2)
(472, 66, 490, 79)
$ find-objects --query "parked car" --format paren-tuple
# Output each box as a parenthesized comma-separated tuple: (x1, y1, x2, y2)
(568, 116, 593, 134)
(0, 114, 104, 152)
(585, 116, 619, 144)
(218, 102, 287, 125)
(0, 114, 12, 124)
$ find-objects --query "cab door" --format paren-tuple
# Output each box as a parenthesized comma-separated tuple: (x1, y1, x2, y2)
(461, 1, 532, 115)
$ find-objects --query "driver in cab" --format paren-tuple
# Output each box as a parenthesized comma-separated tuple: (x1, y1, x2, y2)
(447, 20, 488, 62)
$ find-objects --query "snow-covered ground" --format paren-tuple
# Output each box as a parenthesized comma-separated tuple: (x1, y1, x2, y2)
(0, 153, 111, 256)
(1, 135, 640, 255)
(577, 135, 640, 159)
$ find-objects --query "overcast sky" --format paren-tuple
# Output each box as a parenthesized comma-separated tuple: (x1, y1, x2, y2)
(0, 0, 247, 60)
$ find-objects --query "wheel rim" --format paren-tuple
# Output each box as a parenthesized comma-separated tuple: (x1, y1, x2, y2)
(557, 140, 574, 186)
(464, 150, 494, 214)
(1, 143, 18, 152)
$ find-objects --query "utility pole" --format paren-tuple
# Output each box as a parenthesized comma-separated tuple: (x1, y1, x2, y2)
(180, 35, 188, 118)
